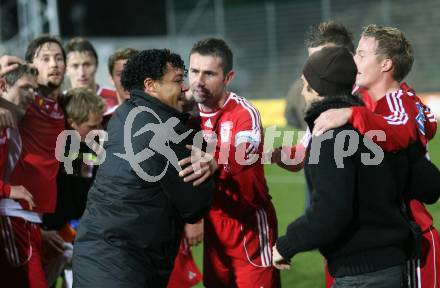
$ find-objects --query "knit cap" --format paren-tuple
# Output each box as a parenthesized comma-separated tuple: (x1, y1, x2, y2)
(302, 46, 357, 96)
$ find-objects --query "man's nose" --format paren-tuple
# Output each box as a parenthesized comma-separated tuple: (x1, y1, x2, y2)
(79, 65, 86, 76)
(181, 82, 189, 92)
(194, 74, 205, 87)
(49, 57, 58, 67)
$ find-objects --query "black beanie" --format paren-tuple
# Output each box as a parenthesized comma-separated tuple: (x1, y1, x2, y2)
(302, 46, 357, 97)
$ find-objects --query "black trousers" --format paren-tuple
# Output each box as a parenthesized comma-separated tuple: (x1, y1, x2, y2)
(72, 238, 179, 288)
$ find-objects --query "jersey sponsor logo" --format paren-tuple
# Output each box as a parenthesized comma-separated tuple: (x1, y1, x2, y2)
(220, 121, 233, 143)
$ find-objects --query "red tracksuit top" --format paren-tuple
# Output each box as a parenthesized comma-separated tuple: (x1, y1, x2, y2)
(351, 83, 437, 152)
(97, 85, 118, 115)
(0, 129, 11, 198)
(10, 93, 65, 213)
(199, 92, 271, 217)
(352, 83, 437, 231)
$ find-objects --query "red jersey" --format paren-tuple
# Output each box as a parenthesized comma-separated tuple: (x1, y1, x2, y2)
(10, 93, 65, 213)
(97, 85, 118, 116)
(0, 129, 11, 198)
(199, 92, 271, 217)
(350, 83, 437, 152)
(348, 83, 439, 288)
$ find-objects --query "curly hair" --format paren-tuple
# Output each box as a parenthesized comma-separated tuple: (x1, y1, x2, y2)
(305, 21, 354, 53)
(121, 49, 185, 92)
(362, 24, 413, 82)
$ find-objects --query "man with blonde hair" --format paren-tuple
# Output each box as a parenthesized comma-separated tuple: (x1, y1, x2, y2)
(312, 24, 439, 288)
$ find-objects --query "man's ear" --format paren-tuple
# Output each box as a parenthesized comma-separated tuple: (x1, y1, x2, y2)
(0, 79, 7, 93)
(109, 75, 115, 86)
(381, 58, 393, 73)
(144, 77, 158, 96)
(67, 117, 75, 128)
(224, 70, 235, 86)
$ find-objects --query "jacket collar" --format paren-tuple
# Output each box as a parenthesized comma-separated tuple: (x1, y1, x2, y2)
(129, 89, 190, 123)
(304, 94, 364, 130)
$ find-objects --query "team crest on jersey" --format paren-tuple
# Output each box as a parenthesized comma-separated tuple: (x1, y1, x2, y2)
(220, 121, 233, 143)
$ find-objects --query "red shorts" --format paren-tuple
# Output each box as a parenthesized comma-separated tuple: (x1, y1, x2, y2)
(419, 226, 440, 288)
(0, 216, 48, 288)
(204, 204, 280, 288)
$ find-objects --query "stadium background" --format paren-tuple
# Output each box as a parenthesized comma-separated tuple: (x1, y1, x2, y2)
(1, 0, 439, 286)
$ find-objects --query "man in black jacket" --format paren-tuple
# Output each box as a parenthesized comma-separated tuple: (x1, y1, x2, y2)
(72, 49, 214, 288)
(272, 46, 411, 287)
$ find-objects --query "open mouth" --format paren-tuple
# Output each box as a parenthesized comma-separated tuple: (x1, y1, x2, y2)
(48, 72, 60, 77)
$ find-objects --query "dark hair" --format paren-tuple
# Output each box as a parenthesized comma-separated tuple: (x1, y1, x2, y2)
(362, 24, 413, 82)
(65, 37, 99, 66)
(25, 34, 66, 64)
(305, 21, 354, 53)
(121, 49, 185, 92)
(3, 64, 39, 86)
(107, 48, 139, 76)
(190, 38, 233, 74)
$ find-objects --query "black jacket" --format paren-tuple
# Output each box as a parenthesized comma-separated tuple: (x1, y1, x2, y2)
(75, 89, 213, 250)
(43, 142, 97, 230)
(276, 96, 411, 277)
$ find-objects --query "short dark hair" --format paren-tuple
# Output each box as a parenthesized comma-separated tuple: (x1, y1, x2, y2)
(190, 38, 233, 74)
(107, 48, 139, 76)
(3, 64, 39, 86)
(65, 37, 99, 66)
(362, 24, 413, 82)
(305, 21, 354, 53)
(25, 35, 66, 64)
(121, 49, 185, 92)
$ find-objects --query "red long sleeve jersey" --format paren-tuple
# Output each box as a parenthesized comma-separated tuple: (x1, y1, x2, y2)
(0, 129, 11, 198)
(352, 83, 437, 231)
(10, 93, 65, 213)
(97, 85, 119, 116)
(350, 83, 437, 152)
(199, 92, 271, 216)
